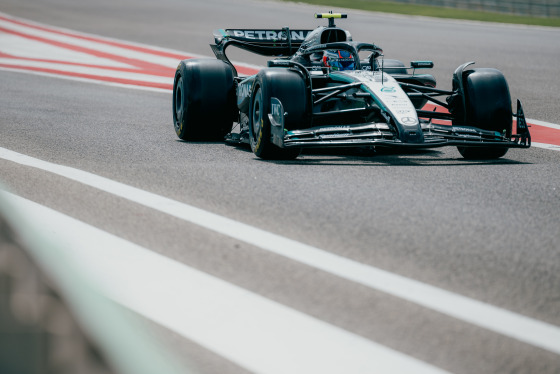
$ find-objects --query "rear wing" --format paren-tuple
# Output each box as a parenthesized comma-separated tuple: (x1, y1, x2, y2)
(215, 29, 312, 46)
(210, 28, 313, 74)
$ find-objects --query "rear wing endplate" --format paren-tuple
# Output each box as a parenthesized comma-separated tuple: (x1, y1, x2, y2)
(211, 28, 313, 75)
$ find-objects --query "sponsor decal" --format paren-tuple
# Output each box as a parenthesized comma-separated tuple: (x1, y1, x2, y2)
(400, 117, 418, 125)
(381, 86, 396, 93)
(228, 30, 310, 41)
(456, 134, 481, 140)
(453, 127, 479, 134)
(320, 133, 347, 138)
(271, 103, 282, 116)
(270, 97, 284, 128)
(237, 82, 252, 99)
(344, 70, 375, 82)
(390, 102, 413, 107)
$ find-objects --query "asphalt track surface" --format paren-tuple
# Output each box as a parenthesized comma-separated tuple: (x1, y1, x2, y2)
(1, 0, 560, 373)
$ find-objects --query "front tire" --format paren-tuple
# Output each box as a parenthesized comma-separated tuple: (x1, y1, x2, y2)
(249, 70, 307, 160)
(456, 68, 512, 160)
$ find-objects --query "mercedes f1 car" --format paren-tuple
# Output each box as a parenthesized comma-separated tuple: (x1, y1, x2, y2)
(172, 12, 530, 160)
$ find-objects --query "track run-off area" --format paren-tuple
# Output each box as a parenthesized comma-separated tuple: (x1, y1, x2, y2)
(1, 4, 560, 374)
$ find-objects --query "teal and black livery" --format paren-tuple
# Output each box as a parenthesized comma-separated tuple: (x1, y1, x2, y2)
(172, 12, 530, 160)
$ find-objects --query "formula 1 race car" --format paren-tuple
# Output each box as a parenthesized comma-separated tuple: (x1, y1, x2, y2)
(172, 12, 530, 160)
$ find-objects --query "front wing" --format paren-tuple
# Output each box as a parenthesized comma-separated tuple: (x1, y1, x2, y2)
(268, 97, 531, 150)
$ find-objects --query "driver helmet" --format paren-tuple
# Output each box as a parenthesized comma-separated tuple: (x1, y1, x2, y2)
(322, 49, 355, 71)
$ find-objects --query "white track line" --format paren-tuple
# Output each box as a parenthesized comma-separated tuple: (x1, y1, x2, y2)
(1, 146, 560, 355)
(0, 66, 171, 93)
(0, 11, 198, 56)
(0, 11, 262, 72)
(531, 141, 560, 150)
(3, 191, 449, 374)
(527, 118, 560, 130)
(0, 33, 130, 67)
(0, 17, 181, 67)
(0, 58, 173, 84)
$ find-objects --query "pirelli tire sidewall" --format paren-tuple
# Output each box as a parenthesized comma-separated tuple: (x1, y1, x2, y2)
(249, 69, 307, 160)
(173, 59, 236, 141)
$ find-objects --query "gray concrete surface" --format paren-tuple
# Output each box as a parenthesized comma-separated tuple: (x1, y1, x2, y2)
(1, 1, 559, 373)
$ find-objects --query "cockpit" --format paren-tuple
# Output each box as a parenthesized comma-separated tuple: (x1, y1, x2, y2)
(293, 26, 358, 70)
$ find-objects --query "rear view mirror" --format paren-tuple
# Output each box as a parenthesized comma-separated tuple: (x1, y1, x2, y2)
(411, 61, 434, 69)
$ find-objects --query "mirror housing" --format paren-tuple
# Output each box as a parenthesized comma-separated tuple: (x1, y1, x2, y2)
(411, 61, 434, 69)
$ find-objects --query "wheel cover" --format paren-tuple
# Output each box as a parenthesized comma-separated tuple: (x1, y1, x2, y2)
(174, 76, 184, 131)
(252, 87, 263, 141)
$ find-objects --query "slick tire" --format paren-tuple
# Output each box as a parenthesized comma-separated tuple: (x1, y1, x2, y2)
(249, 69, 307, 160)
(173, 59, 236, 141)
(456, 68, 512, 160)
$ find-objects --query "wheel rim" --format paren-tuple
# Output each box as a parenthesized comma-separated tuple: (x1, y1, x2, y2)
(252, 87, 263, 140)
(174, 76, 184, 131)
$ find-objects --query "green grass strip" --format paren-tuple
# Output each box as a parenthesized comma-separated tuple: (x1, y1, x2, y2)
(281, 0, 560, 27)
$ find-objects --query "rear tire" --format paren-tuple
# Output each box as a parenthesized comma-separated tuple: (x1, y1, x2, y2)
(249, 69, 307, 160)
(456, 68, 512, 159)
(173, 59, 236, 141)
